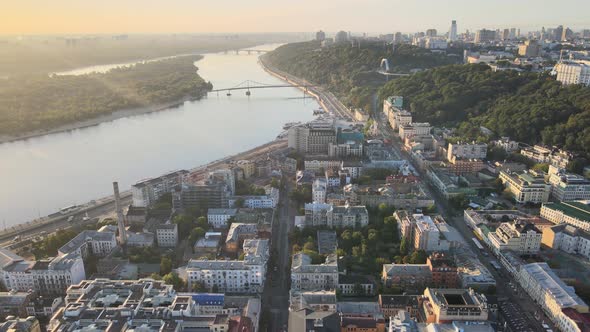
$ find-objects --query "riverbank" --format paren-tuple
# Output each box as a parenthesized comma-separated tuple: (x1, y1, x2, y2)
(0, 94, 203, 144)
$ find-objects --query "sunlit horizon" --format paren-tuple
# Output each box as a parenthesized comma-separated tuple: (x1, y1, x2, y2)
(3, 0, 589, 35)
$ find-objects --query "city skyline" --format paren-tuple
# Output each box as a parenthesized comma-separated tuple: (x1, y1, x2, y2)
(2, 0, 590, 35)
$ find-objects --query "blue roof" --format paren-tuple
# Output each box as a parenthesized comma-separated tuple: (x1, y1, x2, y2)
(192, 293, 224, 306)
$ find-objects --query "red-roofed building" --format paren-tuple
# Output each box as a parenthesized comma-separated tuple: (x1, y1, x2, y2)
(560, 308, 590, 332)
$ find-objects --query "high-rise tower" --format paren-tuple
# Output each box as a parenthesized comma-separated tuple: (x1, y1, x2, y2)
(449, 20, 458, 41)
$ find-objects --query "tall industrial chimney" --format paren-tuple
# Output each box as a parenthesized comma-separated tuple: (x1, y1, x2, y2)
(113, 182, 127, 245)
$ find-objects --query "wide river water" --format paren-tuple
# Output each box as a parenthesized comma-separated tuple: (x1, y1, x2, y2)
(0, 44, 318, 227)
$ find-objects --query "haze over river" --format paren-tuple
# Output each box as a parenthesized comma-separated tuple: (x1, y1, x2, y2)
(0, 44, 317, 227)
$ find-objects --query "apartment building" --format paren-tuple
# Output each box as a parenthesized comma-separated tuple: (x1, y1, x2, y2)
(236, 160, 256, 179)
(186, 239, 269, 293)
(156, 223, 178, 248)
(173, 180, 232, 212)
(554, 60, 590, 86)
(518, 263, 588, 329)
(541, 201, 590, 231)
(207, 208, 238, 229)
(381, 263, 432, 290)
(303, 203, 369, 228)
(29, 253, 86, 296)
(0, 291, 35, 320)
(291, 253, 338, 291)
(399, 123, 432, 140)
(413, 214, 451, 252)
(58, 230, 117, 259)
(542, 224, 590, 261)
(131, 170, 188, 207)
(548, 166, 590, 201)
(288, 121, 337, 155)
(487, 222, 542, 254)
(229, 187, 279, 209)
(428, 252, 459, 289)
(447, 142, 488, 161)
(312, 178, 327, 204)
(499, 170, 551, 203)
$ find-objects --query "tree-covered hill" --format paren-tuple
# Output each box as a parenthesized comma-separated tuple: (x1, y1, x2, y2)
(379, 64, 590, 159)
(264, 41, 460, 111)
(0, 55, 212, 136)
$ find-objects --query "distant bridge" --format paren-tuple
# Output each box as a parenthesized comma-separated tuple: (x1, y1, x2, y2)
(210, 80, 314, 96)
(224, 49, 270, 55)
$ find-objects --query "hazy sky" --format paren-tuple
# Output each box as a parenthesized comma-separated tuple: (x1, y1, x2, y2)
(3, 0, 589, 35)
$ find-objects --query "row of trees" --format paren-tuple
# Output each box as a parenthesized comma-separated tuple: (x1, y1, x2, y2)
(0, 55, 212, 136)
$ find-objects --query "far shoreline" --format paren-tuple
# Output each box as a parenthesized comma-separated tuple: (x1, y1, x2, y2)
(0, 94, 205, 145)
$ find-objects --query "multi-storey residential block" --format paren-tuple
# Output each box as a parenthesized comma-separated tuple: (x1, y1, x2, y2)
(499, 170, 551, 203)
(337, 275, 375, 296)
(422, 288, 489, 323)
(379, 295, 421, 319)
(207, 208, 237, 229)
(474, 29, 496, 43)
(58, 230, 117, 259)
(304, 158, 341, 173)
(236, 160, 256, 179)
(487, 222, 542, 254)
(172, 182, 231, 212)
(225, 223, 258, 253)
(288, 121, 337, 155)
(446, 142, 487, 161)
(492, 137, 519, 152)
(548, 166, 590, 201)
(382, 263, 432, 290)
(1, 317, 40, 332)
(186, 239, 269, 293)
(291, 253, 338, 291)
(554, 60, 590, 86)
(30, 253, 86, 296)
(156, 223, 178, 248)
(229, 186, 279, 209)
(518, 40, 541, 57)
(541, 201, 590, 231)
(48, 278, 256, 332)
(399, 123, 432, 140)
(520, 145, 552, 163)
(413, 214, 451, 252)
(427, 252, 459, 289)
(0, 291, 35, 320)
(131, 170, 188, 207)
(303, 203, 368, 228)
(518, 263, 588, 329)
(542, 224, 590, 260)
(312, 178, 327, 204)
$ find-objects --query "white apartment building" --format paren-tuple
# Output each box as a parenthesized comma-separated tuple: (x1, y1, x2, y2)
(554, 60, 590, 86)
(30, 253, 86, 296)
(399, 123, 432, 140)
(541, 201, 590, 232)
(499, 170, 551, 203)
(548, 166, 590, 201)
(186, 239, 269, 293)
(447, 142, 488, 161)
(312, 178, 327, 204)
(413, 214, 451, 252)
(518, 263, 588, 329)
(156, 223, 178, 248)
(58, 230, 117, 259)
(291, 253, 338, 291)
(229, 187, 279, 209)
(304, 203, 369, 228)
(207, 208, 238, 229)
(487, 222, 542, 254)
(492, 137, 519, 153)
(131, 170, 188, 207)
(542, 224, 590, 261)
(0, 249, 85, 296)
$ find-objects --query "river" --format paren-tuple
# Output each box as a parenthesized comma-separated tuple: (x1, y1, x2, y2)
(0, 44, 318, 227)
